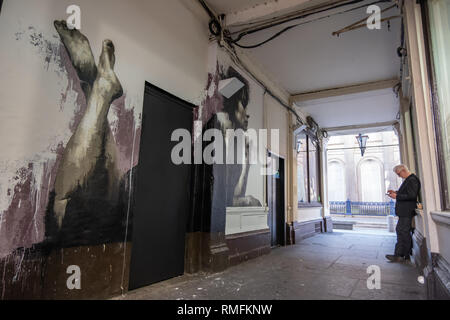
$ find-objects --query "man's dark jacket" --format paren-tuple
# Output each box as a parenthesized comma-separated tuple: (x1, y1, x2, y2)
(395, 174, 421, 217)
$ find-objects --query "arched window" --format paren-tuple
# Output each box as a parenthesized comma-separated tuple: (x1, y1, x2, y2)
(359, 159, 383, 202)
(328, 160, 346, 201)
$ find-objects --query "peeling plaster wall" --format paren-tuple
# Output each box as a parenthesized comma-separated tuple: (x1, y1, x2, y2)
(0, 0, 209, 299)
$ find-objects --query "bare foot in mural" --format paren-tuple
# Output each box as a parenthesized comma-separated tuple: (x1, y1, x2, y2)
(54, 20, 97, 93)
(53, 30, 122, 228)
(96, 39, 123, 101)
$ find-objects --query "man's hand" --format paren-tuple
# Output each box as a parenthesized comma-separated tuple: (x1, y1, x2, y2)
(387, 190, 397, 199)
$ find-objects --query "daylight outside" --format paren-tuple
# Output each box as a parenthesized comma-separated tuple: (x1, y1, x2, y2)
(325, 131, 402, 235)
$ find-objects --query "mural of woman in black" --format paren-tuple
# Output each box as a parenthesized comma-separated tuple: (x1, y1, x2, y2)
(216, 67, 262, 207)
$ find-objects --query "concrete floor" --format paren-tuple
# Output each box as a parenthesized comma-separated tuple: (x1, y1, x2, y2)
(116, 232, 426, 300)
(331, 214, 397, 225)
(332, 214, 398, 235)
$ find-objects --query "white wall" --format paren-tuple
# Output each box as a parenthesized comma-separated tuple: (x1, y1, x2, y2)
(265, 94, 288, 158)
(297, 207, 322, 222)
(0, 0, 210, 256)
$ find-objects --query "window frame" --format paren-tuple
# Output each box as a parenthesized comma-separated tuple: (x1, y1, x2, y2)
(420, 0, 450, 210)
(296, 131, 322, 208)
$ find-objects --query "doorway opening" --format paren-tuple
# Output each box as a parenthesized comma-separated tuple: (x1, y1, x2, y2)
(267, 152, 286, 247)
(128, 82, 195, 290)
(327, 130, 401, 235)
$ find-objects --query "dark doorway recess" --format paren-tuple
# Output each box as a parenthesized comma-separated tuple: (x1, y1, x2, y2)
(267, 152, 286, 247)
(129, 82, 195, 290)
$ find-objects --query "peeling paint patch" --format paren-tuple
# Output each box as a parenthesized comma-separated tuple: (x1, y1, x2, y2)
(109, 96, 141, 175)
(197, 63, 224, 126)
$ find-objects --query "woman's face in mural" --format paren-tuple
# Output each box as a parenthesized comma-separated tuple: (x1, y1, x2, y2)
(235, 101, 249, 131)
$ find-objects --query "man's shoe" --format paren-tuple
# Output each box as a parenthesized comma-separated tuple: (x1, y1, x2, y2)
(385, 254, 405, 262)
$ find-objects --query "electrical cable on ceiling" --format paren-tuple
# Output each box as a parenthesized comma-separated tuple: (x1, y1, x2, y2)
(229, 0, 369, 42)
(222, 41, 305, 126)
(230, 0, 394, 49)
(229, 0, 357, 29)
(198, 0, 216, 20)
(197, 0, 395, 135)
(398, 3, 406, 87)
(195, 1, 308, 129)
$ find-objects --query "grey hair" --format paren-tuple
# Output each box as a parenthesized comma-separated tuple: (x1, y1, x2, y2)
(393, 164, 409, 173)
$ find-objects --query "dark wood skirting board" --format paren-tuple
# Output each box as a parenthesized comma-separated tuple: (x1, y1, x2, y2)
(185, 232, 203, 274)
(185, 230, 271, 273)
(411, 229, 429, 276)
(286, 223, 295, 245)
(226, 229, 271, 266)
(427, 211, 450, 299)
(200, 232, 230, 273)
(290, 218, 324, 244)
(0, 242, 131, 300)
(185, 232, 230, 274)
(411, 222, 450, 299)
(426, 253, 450, 300)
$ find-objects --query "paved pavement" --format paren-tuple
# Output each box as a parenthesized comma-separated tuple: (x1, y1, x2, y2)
(332, 214, 399, 235)
(115, 232, 426, 300)
(331, 214, 396, 225)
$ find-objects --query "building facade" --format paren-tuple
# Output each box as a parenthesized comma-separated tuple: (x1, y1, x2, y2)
(327, 131, 402, 203)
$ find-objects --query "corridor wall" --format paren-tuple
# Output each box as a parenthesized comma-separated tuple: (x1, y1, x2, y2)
(0, 0, 209, 299)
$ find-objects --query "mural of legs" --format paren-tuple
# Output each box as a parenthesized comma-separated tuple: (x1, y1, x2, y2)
(53, 20, 97, 96)
(52, 21, 123, 228)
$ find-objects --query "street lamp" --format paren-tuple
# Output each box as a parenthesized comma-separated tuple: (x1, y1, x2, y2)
(356, 133, 369, 156)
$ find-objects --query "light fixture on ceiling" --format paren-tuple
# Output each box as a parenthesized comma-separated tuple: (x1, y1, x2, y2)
(218, 77, 244, 98)
(356, 133, 369, 157)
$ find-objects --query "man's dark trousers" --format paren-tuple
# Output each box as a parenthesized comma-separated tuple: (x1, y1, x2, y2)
(394, 216, 413, 258)
(394, 173, 421, 259)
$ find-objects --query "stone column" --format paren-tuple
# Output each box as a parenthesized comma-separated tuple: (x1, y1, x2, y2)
(321, 136, 333, 232)
(344, 135, 357, 201)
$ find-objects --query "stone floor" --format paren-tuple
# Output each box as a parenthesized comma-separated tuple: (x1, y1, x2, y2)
(115, 232, 426, 300)
(331, 214, 397, 225)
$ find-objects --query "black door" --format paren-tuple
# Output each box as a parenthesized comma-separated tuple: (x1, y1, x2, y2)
(267, 153, 285, 247)
(129, 82, 194, 290)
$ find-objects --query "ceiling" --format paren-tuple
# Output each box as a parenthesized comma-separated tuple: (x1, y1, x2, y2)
(239, 0, 401, 94)
(206, 0, 270, 15)
(205, 0, 402, 129)
(296, 88, 399, 130)
(206, 0, 333, 21)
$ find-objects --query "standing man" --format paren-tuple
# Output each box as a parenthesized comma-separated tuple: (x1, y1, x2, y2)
(386, 164, 421, 262)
